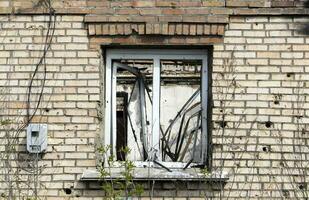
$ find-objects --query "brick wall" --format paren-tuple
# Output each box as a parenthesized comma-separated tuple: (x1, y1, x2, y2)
(211, 16, 309, 199)
(0, 0, 307, 16)
(0, 0, 309, 199)
(0, 15, 101, 198)
(0, 14, 308, 199)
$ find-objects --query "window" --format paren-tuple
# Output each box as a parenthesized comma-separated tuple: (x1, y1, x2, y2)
(104, 49, 209, 168)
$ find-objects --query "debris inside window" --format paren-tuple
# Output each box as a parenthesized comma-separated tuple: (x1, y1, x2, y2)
(115, 60, 153, 161)
(160, 60, 202, 164)
(105, 49, 208, 169)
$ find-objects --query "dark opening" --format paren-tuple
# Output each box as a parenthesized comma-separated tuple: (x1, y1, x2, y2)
(31, 131, 39, 138)
(116, 92, 128, 161)
(63, 188, 72, 195)
(265, 121, 273, 128)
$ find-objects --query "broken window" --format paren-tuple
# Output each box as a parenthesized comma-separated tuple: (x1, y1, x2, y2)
(104, 49, 209, 168)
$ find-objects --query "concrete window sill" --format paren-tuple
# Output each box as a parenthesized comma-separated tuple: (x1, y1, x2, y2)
(81, 167, 228, 182)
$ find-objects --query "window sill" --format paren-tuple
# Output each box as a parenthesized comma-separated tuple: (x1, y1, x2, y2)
(81, 168, 228, 182)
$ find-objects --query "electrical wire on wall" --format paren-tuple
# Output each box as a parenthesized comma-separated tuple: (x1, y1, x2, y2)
(17, 0, 56, 198)
(27, 1, 56, 198)
(26, 0, 55, 125)
(0, 0, 57, 199)
(14, 0, 56, 133)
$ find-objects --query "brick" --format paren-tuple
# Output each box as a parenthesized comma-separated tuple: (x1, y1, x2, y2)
(189, 24, 196, 35)
(272, 0, 294, 7)
(66, 29, 87, 36)
(203, 24, 211, 34)
(53, 174, 75, 181)
(153, 23, 160, 34)
(57, 36, 72, 43)
(130, 23, 138, 33)
(257, 51, 280, 58)
(210, 25, 218, 35)
(217, 25, 225, 35)
(133, 1, 155, 7)
(226, 0, 250, 7)
(95, 24, 102, 35)
(138, 24, 145, 34)
(182, 24, 189, 35)
(54, 51, 76, 57)
(65, 153, 87, 159)
(229, 23, 251, 30)
(72, 36, 88, 43)
(76, 160, 96, 166)
(265, 24, 288, 30)
(234, 52, 256, 58)
(140, 8, 162, 15)
(247, 59, 268, 65)
(281, 52, 303, 58)
(66, 44, 88, 50)
(62, 15, 84, 22)
(66, 94, 88, 100)
(269, 30, 292, 37)
(77, 51, 98, 58)
(196, 24, 203, 35)
(167, 37, 185, 44)
(161, 23, 168, 35)
(109, 24, 116, 35)
(175, 24, 182, 35)
(146, 23, 153, 34)
(53, 145, 76, 152)
(162, 9, 184, 15)
(100, 24, 108, 35)
(269, 44, 291, 51)
(243, 30, 265, 37)
(168, 24, 175, 35)
(65, 58, 88, 65)
(225, 30, 242, 36)
(202, 0, 225, 7)
(199, 37, 223, 44)
(116, 23, 124, 35)
(115, 8, 139, 15)
(224, 37, 246, 43)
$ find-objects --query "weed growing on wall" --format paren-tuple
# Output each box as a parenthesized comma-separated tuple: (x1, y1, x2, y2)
(97, 145, 144, 200)
(0, 91, 44, 200)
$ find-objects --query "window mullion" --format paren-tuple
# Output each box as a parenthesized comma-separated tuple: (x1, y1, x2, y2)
(111, 63, 117, 157)
(152, 58, 161, 160)
(105, 58, 112, 152)
(201, 58, 208, 164)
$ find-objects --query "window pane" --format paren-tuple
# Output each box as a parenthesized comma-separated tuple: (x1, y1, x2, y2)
(160, 60, 202, 163)
(114, 59, 153, 161)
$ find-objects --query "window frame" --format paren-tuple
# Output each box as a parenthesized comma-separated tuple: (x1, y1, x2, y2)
(104, 48, 209, 166)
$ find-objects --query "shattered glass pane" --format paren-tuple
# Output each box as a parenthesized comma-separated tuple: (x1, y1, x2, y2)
(114, 59, 153, 161)
(160, 60, 202, 163)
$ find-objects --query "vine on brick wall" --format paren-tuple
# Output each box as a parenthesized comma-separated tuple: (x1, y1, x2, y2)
(0, 0, 56, 199)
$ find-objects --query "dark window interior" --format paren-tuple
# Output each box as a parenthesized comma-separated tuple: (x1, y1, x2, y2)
(116, 92, 128, 161)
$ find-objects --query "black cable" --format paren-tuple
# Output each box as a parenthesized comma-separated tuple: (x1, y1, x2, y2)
(13, 0, 55, 136)
(25, 0, 55, 126)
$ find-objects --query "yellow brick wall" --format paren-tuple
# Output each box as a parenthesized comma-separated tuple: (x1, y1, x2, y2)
(0, 14, 308, 199)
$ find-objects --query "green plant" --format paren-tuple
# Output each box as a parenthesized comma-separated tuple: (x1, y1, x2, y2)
(200, 167, 210, 177)
(97, 145, 144, 199)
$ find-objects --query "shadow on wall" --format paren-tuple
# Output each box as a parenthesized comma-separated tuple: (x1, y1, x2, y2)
(300, 0, 309, 34)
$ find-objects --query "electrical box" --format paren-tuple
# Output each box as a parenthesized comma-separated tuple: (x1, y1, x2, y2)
(27, 124, 48, 153)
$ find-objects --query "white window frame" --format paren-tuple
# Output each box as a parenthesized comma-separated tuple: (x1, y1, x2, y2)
(104, 49, 209, 166)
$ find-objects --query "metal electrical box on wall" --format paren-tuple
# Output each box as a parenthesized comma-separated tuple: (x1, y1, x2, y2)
(26, 124, 48, 153)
